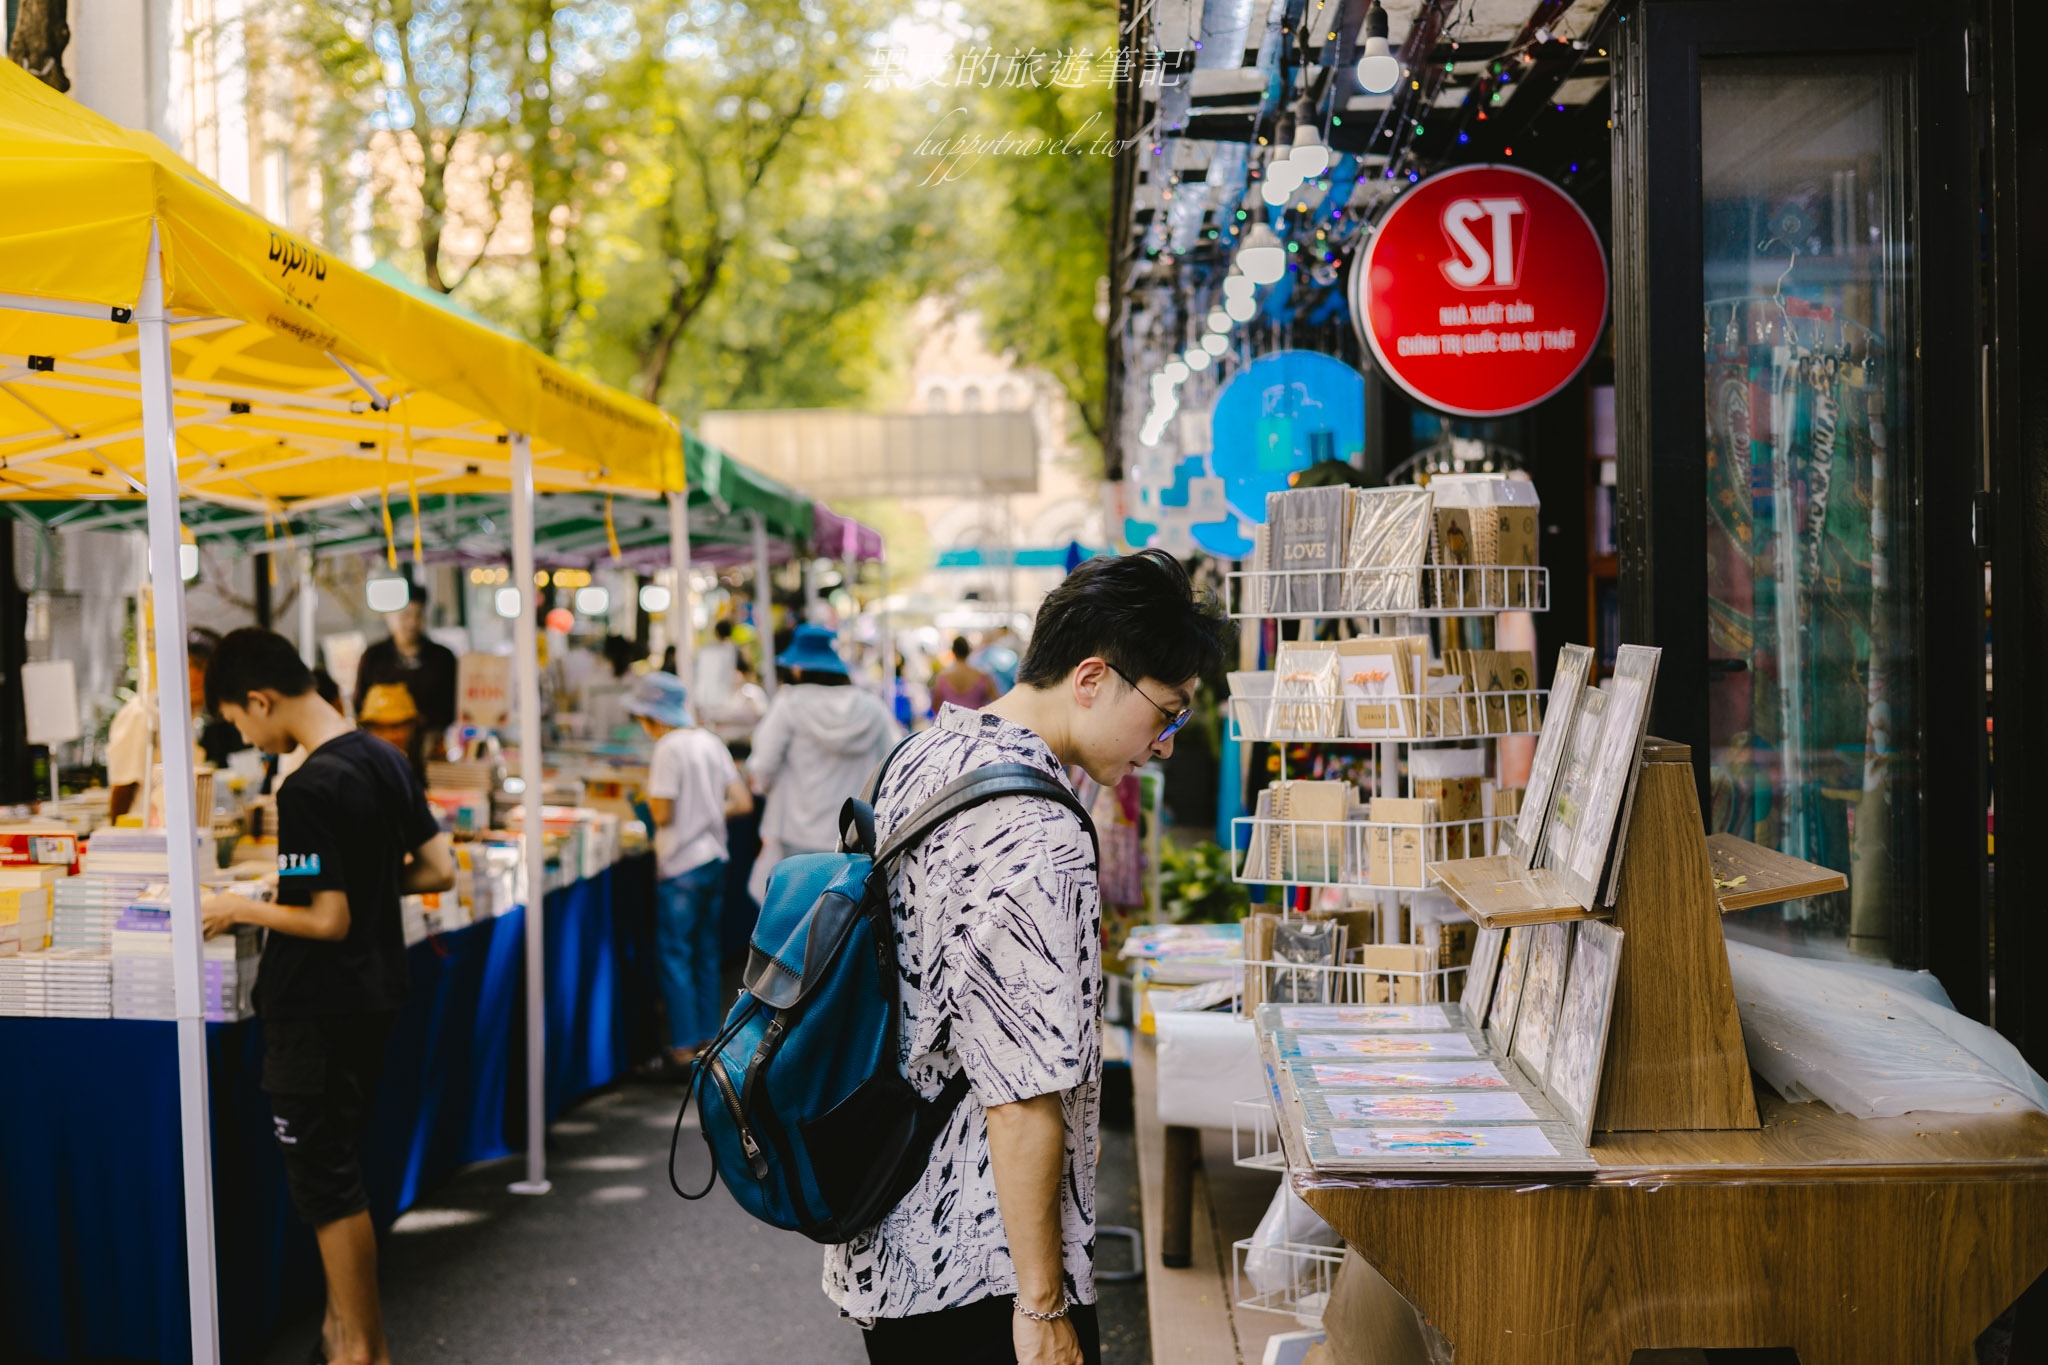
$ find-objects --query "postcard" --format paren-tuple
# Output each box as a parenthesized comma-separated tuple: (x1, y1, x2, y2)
(1284, 1032, 1478, 1058)
(1317, 1092, 1539, 1122)
(1304, 1061, 1513, 1089)
(1276, 1005, 1453, 1031)
(1549, 920, 1625, 1141)
(1484, 925, 1533, 1053)
(1511, 922, 1573, 1087)
(1461, 926, 1505, 1026)
(1327, 1125, 1562, 1160)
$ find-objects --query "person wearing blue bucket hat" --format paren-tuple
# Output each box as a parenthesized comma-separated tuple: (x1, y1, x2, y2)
(625, 672, 753, 1068)
(746, 625, 902, 902)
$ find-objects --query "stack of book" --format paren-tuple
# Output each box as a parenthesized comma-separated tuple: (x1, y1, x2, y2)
(36, 949, 112, 1018)
(54, 875, 152, 950)
(53, 830, 174, 952)
(110, 906, 258, 1021)
(0, 952, 45, 1014)
(0, 885, 52, 955)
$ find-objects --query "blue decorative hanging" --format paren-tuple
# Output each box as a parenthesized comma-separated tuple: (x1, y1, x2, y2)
(1208, 349, 1369, 522)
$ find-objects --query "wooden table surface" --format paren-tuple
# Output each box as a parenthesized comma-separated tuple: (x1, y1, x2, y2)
(1292, 1086, 2048, 1365)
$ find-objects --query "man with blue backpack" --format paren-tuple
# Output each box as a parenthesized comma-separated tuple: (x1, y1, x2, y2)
(673, 549, 1228, 1363)
(837, 548, 1229, 1362)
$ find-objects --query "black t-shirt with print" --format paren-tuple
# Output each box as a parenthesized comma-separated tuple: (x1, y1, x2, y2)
(261, 729, 440, 1019)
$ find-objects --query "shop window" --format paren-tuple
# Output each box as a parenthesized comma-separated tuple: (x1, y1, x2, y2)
(1700, 56, 1919, 962)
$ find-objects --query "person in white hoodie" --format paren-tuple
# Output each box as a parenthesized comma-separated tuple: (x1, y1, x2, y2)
(746, 624, 902, 902)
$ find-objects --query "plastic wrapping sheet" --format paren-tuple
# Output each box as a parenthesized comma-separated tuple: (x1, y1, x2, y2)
(1155, 1009, 1267, 1129)
(1338, 487, 1434, 614)
(1727, 939, 2048, 1118)
(1244, 1185, 1342, 1296)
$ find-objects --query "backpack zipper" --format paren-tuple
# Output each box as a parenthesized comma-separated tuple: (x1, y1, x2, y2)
(708, 1055, 770, 1180)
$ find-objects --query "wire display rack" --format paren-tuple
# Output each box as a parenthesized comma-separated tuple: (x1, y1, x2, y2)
(1232, 814, 1509, 891)
(1231, 1236, 1347, 1325)
(1225, 687, 1548, 744)
(1227, 564, 1549, 620)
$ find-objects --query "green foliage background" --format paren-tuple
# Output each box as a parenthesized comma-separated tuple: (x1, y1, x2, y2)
(267, 0, 1115, 453)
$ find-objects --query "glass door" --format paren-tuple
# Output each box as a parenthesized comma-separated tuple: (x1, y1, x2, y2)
(1698, 57, 1919, 962)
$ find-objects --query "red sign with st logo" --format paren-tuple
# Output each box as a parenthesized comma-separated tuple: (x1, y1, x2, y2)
(1350, 164, 1608, 418)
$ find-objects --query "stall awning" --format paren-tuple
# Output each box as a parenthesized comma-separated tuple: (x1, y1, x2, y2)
(812, 501, 884, 561)
(0, 60, 682, 506)
(683, 431, 809, 542)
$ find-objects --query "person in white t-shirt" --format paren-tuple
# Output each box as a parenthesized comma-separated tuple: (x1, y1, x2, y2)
(625, 671, 753, 1068)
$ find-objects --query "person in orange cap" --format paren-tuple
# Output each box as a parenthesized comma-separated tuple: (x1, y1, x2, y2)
(357, 683, 423, 779)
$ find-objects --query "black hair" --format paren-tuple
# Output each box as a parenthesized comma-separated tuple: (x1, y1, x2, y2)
(309, 668, 341, 708)
(1016, 549, 1233, 691)
(715, 620, 733, 640)
(205, 628, 316, 713)
(407, 581, 429, 607)
(951, 635, 973, 660)
(186, 627, 219, 666)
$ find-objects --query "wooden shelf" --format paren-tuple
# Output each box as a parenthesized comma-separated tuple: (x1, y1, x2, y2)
(1705, 832, 1848, 912)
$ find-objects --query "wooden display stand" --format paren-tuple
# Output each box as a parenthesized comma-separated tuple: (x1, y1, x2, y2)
(1592, 739, 1756, 1132)
(1293, 743, 2048, 1365)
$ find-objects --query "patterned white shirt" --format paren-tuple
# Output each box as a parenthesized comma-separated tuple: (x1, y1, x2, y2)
(823, 705, 1102, 1320)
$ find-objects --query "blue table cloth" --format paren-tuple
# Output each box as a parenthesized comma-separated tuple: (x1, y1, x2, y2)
(0, 854, 655, 1364)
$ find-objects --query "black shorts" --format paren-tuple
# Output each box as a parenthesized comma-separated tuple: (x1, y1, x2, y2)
(861, 1296, 1101, 1365)
(261, 1012, 397, 1227)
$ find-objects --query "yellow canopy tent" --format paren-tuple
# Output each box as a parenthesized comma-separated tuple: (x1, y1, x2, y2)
(0, 63, 680, 504)
(0, 60, 684, 1364)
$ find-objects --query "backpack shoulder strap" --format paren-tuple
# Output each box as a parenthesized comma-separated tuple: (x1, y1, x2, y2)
(873, 762, 1099, 869)
(838, 732, 918, 857)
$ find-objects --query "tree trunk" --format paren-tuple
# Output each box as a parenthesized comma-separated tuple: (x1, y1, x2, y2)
(9, 0, 72, 92)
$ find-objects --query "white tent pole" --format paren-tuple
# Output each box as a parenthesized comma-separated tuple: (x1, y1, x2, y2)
(667, 490, 693, 686)
(296, 548, 318, 668)
(751, 509, 775, 698)
(507, 432, 551, 1197)
(139, 225, 222, 1365)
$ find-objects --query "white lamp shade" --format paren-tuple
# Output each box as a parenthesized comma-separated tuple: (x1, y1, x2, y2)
(1202, 333, 1229, 355)
(493, 586, 523, 619)
(1267, 158, 1305, 192)
(1237, 224, 1288, 285)
(1289, 124, 1330, 179)
(366, 576, 410, 613)
(1357, 38, 1400, 94)
(574, 585, 611, 616)
(1184, 348, 1212, 371)
(1207, 310, 1232, 333)
(1225, 293, 1259, 322)
(1261, 178, 1293, 207)
(1223, 274, 1256, 301)
(1163, 360, 1190, 382)
(639, 583, 672, 614)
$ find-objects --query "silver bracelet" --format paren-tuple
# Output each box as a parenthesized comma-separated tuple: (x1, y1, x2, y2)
(1013, 1291, 1072, 1322)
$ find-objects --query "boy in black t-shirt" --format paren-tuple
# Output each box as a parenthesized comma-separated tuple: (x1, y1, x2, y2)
(201, 629, 453, 1365)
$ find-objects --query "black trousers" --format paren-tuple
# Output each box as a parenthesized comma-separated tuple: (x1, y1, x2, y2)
(861, 1297, 1101, 1365)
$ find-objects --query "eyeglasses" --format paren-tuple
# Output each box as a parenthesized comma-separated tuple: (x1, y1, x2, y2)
(1107, 662, 1191, 746)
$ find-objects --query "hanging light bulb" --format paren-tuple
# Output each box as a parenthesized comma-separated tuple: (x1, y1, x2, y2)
(1207, 309, 1232, 333)
(1201, 333, 1229, 356)
(1237, 223, 1287, 284)
(1225, 292, 1258, 322)
(1223, 272, 1255, 302)
(1268, 157, 1305, 193)
(1288, 106, 1331, 179)
(1356, 1, 1400, 94)
(1260, 177, 1292, 207)
(1163, 359, 1190, 382)
(1184, 347, 1212, 371)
